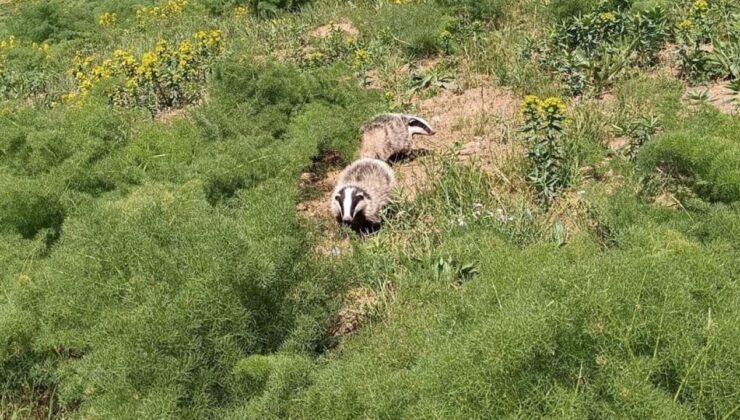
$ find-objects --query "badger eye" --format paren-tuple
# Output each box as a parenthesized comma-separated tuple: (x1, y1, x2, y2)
(356, 193, 365, 200)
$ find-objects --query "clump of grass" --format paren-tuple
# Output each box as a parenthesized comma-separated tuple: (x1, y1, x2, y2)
(638, 130, 740, 203)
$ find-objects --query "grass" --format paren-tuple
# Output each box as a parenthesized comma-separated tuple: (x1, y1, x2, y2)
(1, 0, 739, 418)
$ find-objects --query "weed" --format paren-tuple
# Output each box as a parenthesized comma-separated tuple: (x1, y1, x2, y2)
(613, 113, 661, 159)
(519, 95, 573, 207)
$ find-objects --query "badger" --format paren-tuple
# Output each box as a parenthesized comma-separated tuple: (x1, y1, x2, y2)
(331, 158, 395, 232)
(359, 113, 435, 162)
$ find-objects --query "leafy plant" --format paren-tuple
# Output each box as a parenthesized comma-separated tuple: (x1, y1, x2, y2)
(519, 95, 573, 207)
(406, 65, 459, 95)
(686, 88, 710, 104)
(708, 36, 740, 80)
(538, 6, 670, 95)
(613, 113, 661, 159)
(433, 257, 479, 285)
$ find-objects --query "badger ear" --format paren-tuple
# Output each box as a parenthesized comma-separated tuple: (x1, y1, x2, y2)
(406, 115, 435, 136)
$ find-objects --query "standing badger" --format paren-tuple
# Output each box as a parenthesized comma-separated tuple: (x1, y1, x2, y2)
(359, 113, 435, 161)
(331, 158, 395, 232)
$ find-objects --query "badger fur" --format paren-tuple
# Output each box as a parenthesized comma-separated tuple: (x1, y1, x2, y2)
(331, 158, 395, 231)
(359, 113, 435, 161)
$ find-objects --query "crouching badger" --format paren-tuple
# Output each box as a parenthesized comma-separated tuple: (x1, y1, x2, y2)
(360, 113, 435, 161)
(331, 158, 395, 232)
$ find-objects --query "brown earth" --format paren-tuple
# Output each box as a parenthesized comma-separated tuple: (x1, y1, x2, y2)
(308, 19, 358, 38)
(685, 82, 738, 115)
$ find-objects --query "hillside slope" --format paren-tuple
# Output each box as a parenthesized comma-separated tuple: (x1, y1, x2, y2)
(1, 0, 739, 418)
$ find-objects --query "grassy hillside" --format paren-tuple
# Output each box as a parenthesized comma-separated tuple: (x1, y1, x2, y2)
(0, 0, 738, 418)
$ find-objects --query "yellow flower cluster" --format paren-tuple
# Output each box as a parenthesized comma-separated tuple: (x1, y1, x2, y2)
(136, 0, 187, 21)
(194, 30, 224, 51)
(597, 11, 617, 23)
(98, 12, 117, 26)
(269, 17, 288, 28)
(0, 35, 16, 51)
(676, 18, 694, 31)
(352, 49, 370, 68)
(233, 6, 249, 17)
(539, 97, 567, 116)
(64, 30, 225, 110)
(520, 95, 567, 119)
(692, 0, 708, 13)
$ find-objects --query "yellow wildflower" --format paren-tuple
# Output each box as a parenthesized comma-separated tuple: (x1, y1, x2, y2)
(98, 12, 117, 26)
(352, 49, 370, 68)
(80, 79, 93, 92)
(539, 97, 567, 116)
(91, 65, 112, 80)
(113, 49, 135, 68)
(155, 39, 169, 55)
(126, 78, 139, 90)
(692, 0, 708, 12)
(597, 12, 617, 23)
(137, 51, 159, 77)
(234, 6, 248, 17)
(520, 95, 541, 115)
(61, 92, 78, 103)
(32, 42, 51, 56)
(177, 40, 195, 68)
(0, 36, 17, 49)
(677, 18, 694, 31)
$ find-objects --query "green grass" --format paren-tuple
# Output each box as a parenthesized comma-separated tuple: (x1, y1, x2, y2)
(1, 0, 739, 418)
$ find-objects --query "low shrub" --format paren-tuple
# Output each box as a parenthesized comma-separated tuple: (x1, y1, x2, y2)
(65, 30, 225, 113)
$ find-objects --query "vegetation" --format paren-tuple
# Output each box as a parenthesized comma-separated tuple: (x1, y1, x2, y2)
(0, 0, 738, 418)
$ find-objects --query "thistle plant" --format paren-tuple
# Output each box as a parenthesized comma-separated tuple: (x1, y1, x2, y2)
(519, 95, 571, 207)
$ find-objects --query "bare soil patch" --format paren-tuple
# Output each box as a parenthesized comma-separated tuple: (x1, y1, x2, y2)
(685, 82, 738, 115)
(396, 83, 520, 196)
(309, 19, 358, 38)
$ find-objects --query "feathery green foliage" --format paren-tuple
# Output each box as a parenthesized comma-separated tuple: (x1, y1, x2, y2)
(1, 0, 739, 418)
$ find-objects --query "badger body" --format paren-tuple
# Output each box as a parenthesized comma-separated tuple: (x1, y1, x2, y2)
(359, 113, 435, 161)
(330, 158, 395, 231)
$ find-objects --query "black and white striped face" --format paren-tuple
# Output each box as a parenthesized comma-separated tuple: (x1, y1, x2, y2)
(334, 186, 368, 223)
(405, 115, 435, 137)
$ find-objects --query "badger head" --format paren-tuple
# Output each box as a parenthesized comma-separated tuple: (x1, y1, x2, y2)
(332, 186, 369, 224)
(403, 115, 435, 137)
